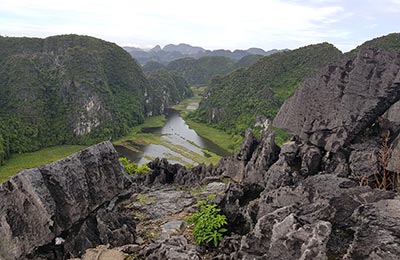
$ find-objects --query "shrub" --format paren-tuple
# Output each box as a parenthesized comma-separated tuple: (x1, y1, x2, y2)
(119, 157, 150, 175)
(186, 195, 227, 247)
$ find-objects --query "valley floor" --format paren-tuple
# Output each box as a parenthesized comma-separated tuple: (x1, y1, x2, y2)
(0, 145, 87, 183)
(0, 87, 239, 183)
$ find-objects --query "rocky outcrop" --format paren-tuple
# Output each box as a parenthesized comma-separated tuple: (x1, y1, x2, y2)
(273, 48, 400, 152)
(3, 47, 400, 260)
(0, 142, 134, 260)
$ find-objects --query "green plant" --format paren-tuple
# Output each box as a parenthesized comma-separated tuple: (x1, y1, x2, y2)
(186, 195, 228, 247)
(119, 157, 150, 175)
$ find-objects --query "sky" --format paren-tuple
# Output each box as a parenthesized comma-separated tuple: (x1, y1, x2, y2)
(0, 0, 399, 52)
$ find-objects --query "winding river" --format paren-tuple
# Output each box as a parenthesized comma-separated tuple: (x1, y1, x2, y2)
(115, 108, 230, 165)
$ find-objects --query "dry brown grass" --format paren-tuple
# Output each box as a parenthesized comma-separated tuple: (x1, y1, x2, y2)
(362, 132, 400, 191)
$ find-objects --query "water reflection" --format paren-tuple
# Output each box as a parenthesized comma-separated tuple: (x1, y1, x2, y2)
(115, 108, 230, 165)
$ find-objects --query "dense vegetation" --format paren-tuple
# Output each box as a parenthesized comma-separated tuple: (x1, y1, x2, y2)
(145, 70, 193, 115)
(0, 35, 191, 166)
(190, 43, 343, 135)
(0, 35, 150, 163)
(165, 56, 235, 85)
(349, 33, 400, 55)
(119, 157, 150, 175)
(144, 54, 263, 86)
(123, 43, 282, 65)
(186, 195, 228, 247)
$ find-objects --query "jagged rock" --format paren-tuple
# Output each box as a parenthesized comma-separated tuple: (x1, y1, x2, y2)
(383, 100, 400, 126)
(321, 150, 350, 176)
(63, 208, 136, 257)
(214, 128, 280, 185)
(0, 141, 133, 260)
(137, 236, 201, 260)
(146, 158, 185, 185)
(344, 199, 400, 259)
(145, 158, 218, 186)
(274, 48, 400, 152)
(387, 133, 400, 173)
(299, 144, 322, 175)
(159, 221, 186, 241)
(237, 130, 259, 161)
(217, 157, 247, 182)
(268, 214, 331, 260)
(244, 130, 280, 186)
(263, 141, 302, 192)
(349, 141, 380, 180)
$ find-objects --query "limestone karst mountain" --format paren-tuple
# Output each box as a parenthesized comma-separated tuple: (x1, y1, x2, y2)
(192, 43, 343, 135)
(1, 45, 400, 260)
(0, 35, 192, 165)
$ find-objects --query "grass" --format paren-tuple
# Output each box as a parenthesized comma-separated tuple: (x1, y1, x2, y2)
(113, 115, 166, 144)
(173, 86, 242, 154)
(0, 116, 166, 184)
(136, 194, 157, 205)
(0, 89, 238, 183)
(0, 145, 87, 183)
(184, 118, 242, 154)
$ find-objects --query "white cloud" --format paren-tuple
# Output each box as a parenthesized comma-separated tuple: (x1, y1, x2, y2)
(0, 0, 375, 51)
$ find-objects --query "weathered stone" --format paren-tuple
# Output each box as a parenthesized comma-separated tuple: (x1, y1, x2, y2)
(299, 144, 322, 175)
(274, 48, 400, 152)
(244, 129, 280, 186)
(268, 214, 331, 260)
(76, 245, 127, 260)
(349, 141, 380, 180)
(383, 100, 400, 126)
(0, 141, 132, 260)
(159, 221, 186, 241)
(387, 133, 400, 173)
(344, 199, 400, 259)
(237, 129, 259, 161)
(137, 236, 201, 260)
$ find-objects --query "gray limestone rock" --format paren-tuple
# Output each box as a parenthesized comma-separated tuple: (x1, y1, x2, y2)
(274, 48, 400, 152)
(0, 141, 132, 260)
(344, 199, 400, 260)
(387, 133, 400, 173)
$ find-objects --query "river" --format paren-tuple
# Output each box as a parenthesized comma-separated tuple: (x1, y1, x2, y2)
(115, 108, 230, 166)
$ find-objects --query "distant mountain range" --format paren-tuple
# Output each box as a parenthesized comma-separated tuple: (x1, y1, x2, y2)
(123, 43, 288, 65)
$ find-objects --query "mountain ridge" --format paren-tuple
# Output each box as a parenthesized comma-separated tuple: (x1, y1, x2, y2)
(123, 43, 288, 65)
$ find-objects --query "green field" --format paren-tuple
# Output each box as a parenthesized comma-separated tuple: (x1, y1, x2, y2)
(173, 86, 242, 154)
(0, 145, 87, 183)
(0, 90, 241, 183)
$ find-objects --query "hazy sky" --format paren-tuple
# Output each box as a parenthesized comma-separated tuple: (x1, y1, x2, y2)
(0, 0, 399, 51)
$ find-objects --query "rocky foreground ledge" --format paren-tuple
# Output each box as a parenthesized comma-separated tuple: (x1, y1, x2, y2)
(1, 48, 400, 260)
(0, 142, 135, 260)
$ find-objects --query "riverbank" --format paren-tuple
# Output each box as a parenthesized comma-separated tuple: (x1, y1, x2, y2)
(0, 89, 240, 182)
(114, 108, 224, 167)
(172, 86, 242, 154)
(0, 116, 167, 183)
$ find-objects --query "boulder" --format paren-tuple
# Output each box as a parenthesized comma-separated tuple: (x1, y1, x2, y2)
(0, 141, 133, 260)
(274, 48, 400, 152)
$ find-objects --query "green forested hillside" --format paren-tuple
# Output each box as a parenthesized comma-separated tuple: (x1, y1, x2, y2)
(143, 60, 166, 72)
(145, 70, 193, 115)
(0, 35, 159, 165)
(191, 43, 343, 134)
(349, 33, 400, 55)
(234, 54, 264, 69)
(143, 54, 264, 86)
(167, 56, 235, 85)
(166, 56, 235, 85)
